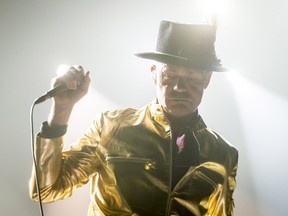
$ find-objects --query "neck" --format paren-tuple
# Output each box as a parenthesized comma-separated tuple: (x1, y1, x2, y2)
(165, 110, 199, 129)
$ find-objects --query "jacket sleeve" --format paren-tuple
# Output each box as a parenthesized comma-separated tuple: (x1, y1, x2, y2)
(227, 148, 238, 216)
(206, 147, 238, 216)
(29, 115, 104, 203)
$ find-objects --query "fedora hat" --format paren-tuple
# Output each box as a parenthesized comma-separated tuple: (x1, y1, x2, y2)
(135, 20, 228, 72)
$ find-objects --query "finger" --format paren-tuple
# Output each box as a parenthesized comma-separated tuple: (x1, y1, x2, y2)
(52, 65, 86, 89)
(78, 71, 91, 92)
(66, 66, 81, 77)
(83, 71, 91, 85)
(84, 71, 90, 80)
(72, 65, 84, 73)
(68, 65, 84, 79)
(63, 66, 84, 83)
(57, 64, 84, 76)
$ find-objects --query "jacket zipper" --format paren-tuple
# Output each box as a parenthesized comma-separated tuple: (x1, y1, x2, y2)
(165, 119, 174, 216)
(165, 128, 202, 215)
(105, 156, 156, 170)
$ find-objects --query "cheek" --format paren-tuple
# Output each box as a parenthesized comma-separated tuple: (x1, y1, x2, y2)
(189, 84, 205, 95)
(190, 88, 205, 106)
(156, 85, 166, 99)
(156, 84, 170, 104)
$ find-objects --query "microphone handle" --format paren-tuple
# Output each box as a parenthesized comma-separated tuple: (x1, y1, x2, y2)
(34, 84, 68, 104)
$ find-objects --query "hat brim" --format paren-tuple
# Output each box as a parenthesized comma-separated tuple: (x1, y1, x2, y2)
(135, 52, 229, 72)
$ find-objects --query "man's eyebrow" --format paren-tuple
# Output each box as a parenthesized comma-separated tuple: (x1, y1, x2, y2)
(165, 64, 178, 70)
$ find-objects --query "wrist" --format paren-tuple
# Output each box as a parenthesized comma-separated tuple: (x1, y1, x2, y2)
(48, 103, 74, 126)
(40, 121, 68, 138)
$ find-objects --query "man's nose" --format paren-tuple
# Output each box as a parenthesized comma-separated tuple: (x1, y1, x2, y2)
(173, 78, 188, 92)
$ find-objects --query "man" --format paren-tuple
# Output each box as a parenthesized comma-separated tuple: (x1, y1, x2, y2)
(30, 20, 238, 216)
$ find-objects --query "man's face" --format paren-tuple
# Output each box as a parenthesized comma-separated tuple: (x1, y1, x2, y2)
(154, 63, 212, 118)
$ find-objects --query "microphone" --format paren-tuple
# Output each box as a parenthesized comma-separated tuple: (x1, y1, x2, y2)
(34, 84, 68, 104)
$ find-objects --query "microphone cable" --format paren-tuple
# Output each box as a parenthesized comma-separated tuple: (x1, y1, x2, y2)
(30, 100, 45, 216)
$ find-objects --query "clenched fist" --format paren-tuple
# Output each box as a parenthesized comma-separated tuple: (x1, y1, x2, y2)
(48, 65, 91, 126)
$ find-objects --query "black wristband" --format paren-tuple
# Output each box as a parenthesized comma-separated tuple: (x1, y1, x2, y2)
(39, 121, 68, 138)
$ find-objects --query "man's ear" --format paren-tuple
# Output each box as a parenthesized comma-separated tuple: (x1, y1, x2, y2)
(151, 65, 157, 85)
(203, 71, 213, 89)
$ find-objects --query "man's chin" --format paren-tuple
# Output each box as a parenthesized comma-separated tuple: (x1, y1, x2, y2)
(166, 106, 195, 118)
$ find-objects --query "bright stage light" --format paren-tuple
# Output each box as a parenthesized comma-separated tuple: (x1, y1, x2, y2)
(228, 74, 288, 216)
(226, 70, 241, 83)
(56, 64, 70, 76)
(196, 0, 231, 25)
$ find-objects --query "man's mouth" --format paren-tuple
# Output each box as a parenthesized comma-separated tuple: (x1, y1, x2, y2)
(168, 97, 192, 102)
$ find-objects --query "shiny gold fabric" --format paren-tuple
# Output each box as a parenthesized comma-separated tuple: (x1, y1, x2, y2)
(30, 101, 238, 216)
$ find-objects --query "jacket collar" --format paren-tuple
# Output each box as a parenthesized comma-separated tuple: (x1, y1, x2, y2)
(148, 100, 207, 133)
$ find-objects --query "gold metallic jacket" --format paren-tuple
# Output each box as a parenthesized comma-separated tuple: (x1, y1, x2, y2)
(30, 101, 238, 216)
